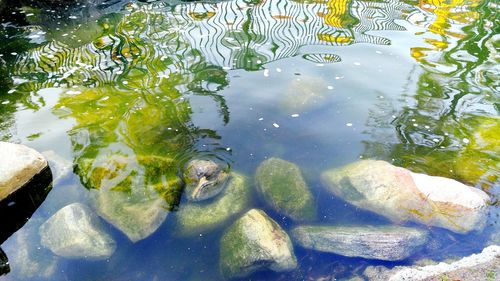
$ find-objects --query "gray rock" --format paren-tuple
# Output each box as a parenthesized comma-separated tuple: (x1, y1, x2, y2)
(0, 142, 48, 200)
(321, 160, 490, 233)
(363, 245, 500, 281)
(291, 225, 428, 261)
(174, 172, 252, 237)
(220, 209, 297, 279)
(39, 203, 116, 259)
(93, 187, 169, 242)
(183, 159, 229, 202)
(255, 157, 316, 221)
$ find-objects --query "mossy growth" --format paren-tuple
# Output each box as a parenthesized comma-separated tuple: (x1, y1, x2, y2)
(219, 217, 259, 279)
(219, 209, 296, 279)
(174, 173, 252, 237)
(255, 157, 316, 221)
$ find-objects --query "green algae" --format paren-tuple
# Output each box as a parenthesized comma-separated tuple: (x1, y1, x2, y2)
(255, 157, 316, 221)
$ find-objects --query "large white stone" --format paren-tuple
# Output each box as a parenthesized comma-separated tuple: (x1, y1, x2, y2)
(39, 203, 116, 259)
(321, 160, 490, 233)
(0, 142, 48, 200)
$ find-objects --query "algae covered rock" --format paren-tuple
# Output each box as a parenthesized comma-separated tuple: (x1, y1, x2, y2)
(39, 203, 116, 259)
(93, 187, 169, 243)
(220, 209, 297, 279)
(183, 159, 229, 202)
(80, 154, 173, 242)
(321, 160, 490, 233)
(174, 173, 251, 237)
(255, 157, 316, 221)
(291, 225, 428, 261)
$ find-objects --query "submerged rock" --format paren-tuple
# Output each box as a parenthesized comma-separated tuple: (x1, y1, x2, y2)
(93, 187, 169, 242)
(79, 154, 172, 242)
(321, 160, 490, 233)
(174, 173, 251, 237)
(39, 203, 116, 259)
(291, 225, 428, 261)
(0, 142, 48, 201)
(255, 157, 316, 221)
(219, 209, 297, 279)
(281, 75, 329, 113)
(183, 159, 229, 202)
(363, 245, 500, 281)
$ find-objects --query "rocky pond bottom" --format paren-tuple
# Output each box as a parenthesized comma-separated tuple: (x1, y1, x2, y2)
(0, 143, 498, 281)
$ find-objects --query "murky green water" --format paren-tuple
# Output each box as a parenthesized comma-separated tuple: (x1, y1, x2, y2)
(0, 0, 498, 280)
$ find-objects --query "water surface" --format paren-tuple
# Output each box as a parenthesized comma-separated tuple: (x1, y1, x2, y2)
(0, 0, 498, 280)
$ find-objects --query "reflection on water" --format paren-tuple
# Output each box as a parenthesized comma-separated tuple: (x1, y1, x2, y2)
(0, 0, 498, 279)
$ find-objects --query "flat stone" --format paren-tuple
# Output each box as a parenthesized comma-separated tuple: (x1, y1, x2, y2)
(174, 173, 252, 237)
(321, 160, 490, 233)
(363, 245, 500, 281)
(220, 209, 297, 279)
(291, 225, 428, 261)
(255, 157, 316, 221)
(0, 142, 48, 200)
(39, 203, 116, 259)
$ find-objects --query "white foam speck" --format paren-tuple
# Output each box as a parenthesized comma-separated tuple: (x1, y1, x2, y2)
(263, 69, 269, 77)
(346, 123, 353, 127)
(258, 117, 263, 121)
(291, 114, 299, 118)
(463, 138, 470, 144)
(273, 123, 279, 128)
(327, 86, 334, 90)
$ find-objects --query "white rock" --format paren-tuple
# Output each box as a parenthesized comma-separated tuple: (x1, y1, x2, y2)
(0, 142, 48, 200)
(39, 203, 116, 259)
(321, 160, 490, 233)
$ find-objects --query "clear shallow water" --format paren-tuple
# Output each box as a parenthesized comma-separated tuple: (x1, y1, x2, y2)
(0, 0, 498, 280)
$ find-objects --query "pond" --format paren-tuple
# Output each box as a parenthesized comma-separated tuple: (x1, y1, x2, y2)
(0, 0, 498, 280)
